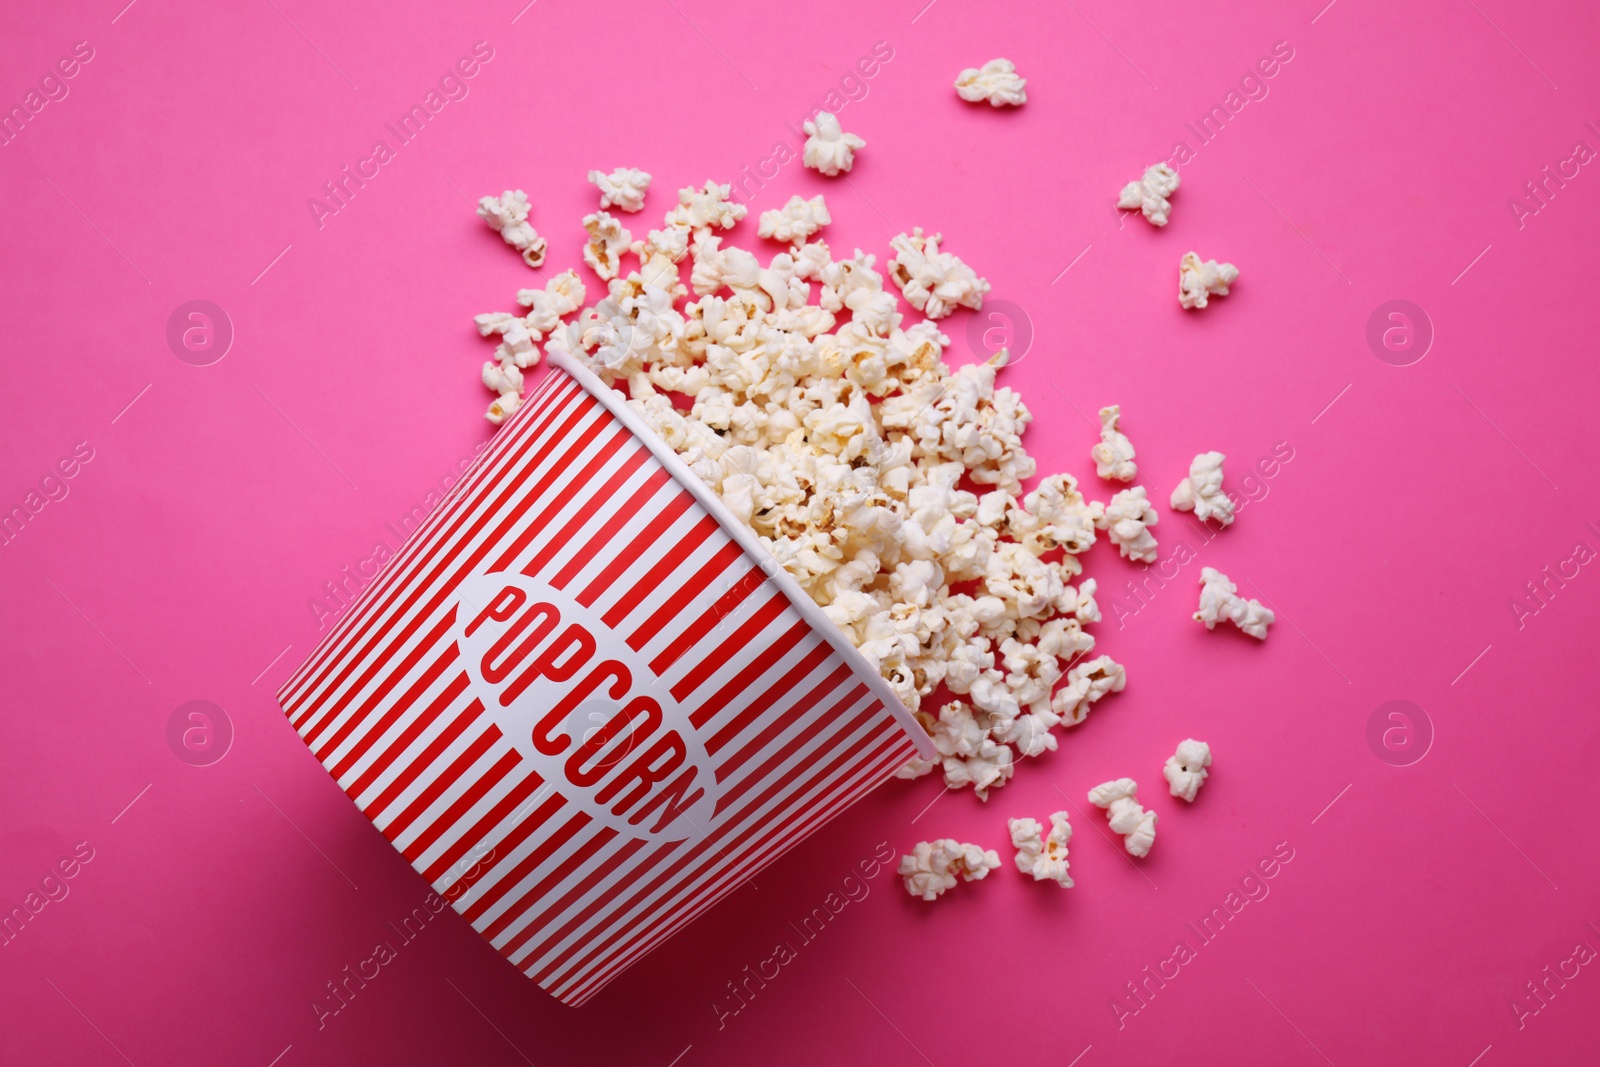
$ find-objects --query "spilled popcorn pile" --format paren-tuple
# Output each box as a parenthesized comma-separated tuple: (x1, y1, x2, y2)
(467, 71, 1269, 906)
(471, 175, 1131, 812)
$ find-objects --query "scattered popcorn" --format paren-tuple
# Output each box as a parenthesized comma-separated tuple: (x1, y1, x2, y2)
(1117, 163, 1180, 228)
(802, 111, 865, 176)
(888, 228, 990, 320)
(1170, 451, 1235, 527)
(1090, 486, 1159, 563)
(471, 268, 590, 420)
(477, 189, 547, 267)
(1178, 251, 1238, 310)
(1008, 811, 1072, 887)
(1087, 778, 1157, 858)
(899, 839, 1000, 900)
(954, 58, 1028, 107)
(1091, 404, 1137, 481)
(1164, 738, 1212, 802)
(582, 211, 633, 280)
(758, 194, 832, 244)
(1193, 567, 1273, 640)
(588, 167, 652, 213)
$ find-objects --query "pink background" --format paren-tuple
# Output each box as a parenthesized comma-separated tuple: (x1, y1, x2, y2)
(3, 0, 1598, 1063)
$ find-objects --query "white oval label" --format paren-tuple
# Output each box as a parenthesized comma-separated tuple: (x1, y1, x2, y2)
(452, 570, 716, 842)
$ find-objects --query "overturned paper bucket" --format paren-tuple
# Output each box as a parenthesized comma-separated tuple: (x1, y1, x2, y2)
(277, 352, 934, 1006)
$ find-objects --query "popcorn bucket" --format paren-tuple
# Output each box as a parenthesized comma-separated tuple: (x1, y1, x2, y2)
(276, 352, 934, 1006)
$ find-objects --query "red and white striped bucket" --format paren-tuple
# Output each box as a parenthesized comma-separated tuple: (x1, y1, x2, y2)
(277, 352, 934, 1006)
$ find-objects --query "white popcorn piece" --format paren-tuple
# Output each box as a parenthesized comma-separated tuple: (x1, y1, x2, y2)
(588, 167, 652, 212)
(481, 359, 523, 396)
(1051, 654, 1125, 727)
(516, 269, 588, 333)
(1087, 778, 1157, 858)
(1089, 486, 1159, 564)
(758, 194, 832, 244)
(1193, 567, 1274, 640)
(954, 59, 1027, 108)
(1163, 738, 1212, 802)
(667, 180, 749, 234)
(898, 839, 1001, 901)
(1179, 251, 1239, 310)
(1091, 405, 1137, 482)
(1117, 163, 1180, 227)
(888, 228, 990, 320)
(485, 390, 523, 426)
(477, 189, 547, 267)
(802, 111, 865, 176)
(582, 211, 633, 281)
(1170, 451, 1235, 527)
(1009, 811, 1072, 887)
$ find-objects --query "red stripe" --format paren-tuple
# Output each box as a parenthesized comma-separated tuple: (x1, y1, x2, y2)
(279, 374, 572, 709)
(367, 700, 484, 823)
(577, 491, 694, 607)
(489, 836, 667, 960)
(423, 769, 547, 884)
(343, 673, 470, 802)
(626, 540, 744, 651)
(600, 514, 718, 628)
(384, 724, 504, 844)
(551, 467, 672, 592)
(286, 385, 590, 723)
(646, 564, 766, 675)
(462, 810, 594, 924)
(403, 748, 523, 864)
(438, 791, 564, 901)
(687, 622, 810, 730)
(522, 447, 652, 581)
(667, 594, 788, 702)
